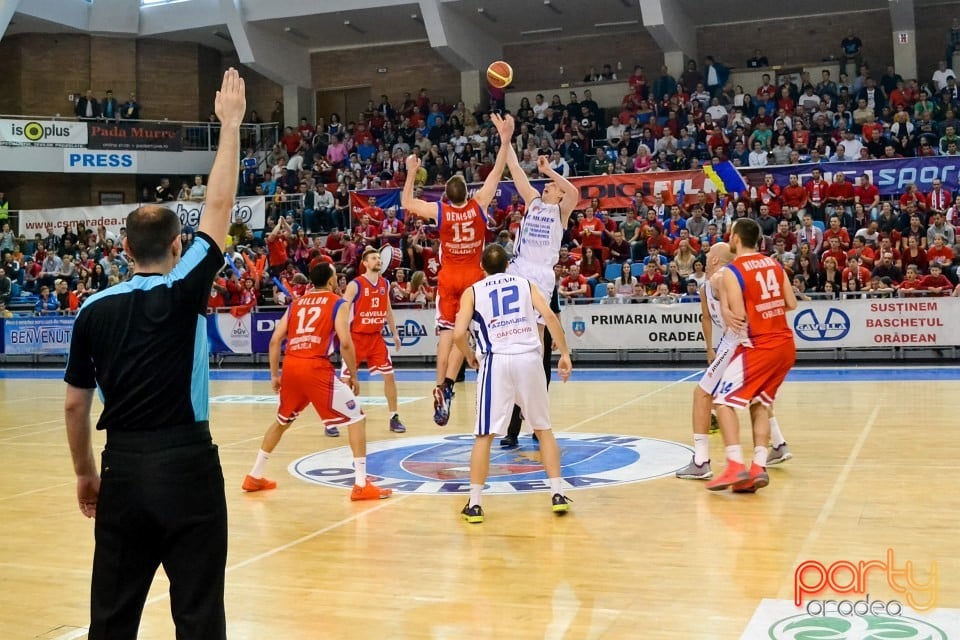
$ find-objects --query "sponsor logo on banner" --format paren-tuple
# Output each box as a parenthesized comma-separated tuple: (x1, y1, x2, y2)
(64, 150, 137, 173)
(794, 307, 851, 341)
(87, 122, 182, 151)
(0, 118, 88, 146)
(212, 312, 251, 354)
(19, 196, 266, 235)
(740, 599, 958, 640)
(571, 316, 586, 337)
(290, 433, 692, 495)
(2, 317, 74, 355)
(382, 318, 429, 348)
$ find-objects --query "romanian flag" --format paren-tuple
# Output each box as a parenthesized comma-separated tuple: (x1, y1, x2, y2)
(703, 161, 748, 195)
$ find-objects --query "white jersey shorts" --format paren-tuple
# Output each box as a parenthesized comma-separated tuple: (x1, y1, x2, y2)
(697, 334, 737, 394)
(475, 351, 551, 437)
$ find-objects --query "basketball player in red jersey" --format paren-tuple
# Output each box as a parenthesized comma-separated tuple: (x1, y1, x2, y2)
(706, 218, 797, 493)
(340, 246, 406, 435)
(401, 113, 515, 425)
(242, 263, 391, 500)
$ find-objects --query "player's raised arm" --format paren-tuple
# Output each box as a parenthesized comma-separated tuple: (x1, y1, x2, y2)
(473, 114, 516, 210)
(453, 287, 478, 370)
(199, 68, 246, 252)
(505, 143, 540, 204)
(401, 155, 438, 222)
(537, 154, 580, 226)
(530, 284, 572, 382)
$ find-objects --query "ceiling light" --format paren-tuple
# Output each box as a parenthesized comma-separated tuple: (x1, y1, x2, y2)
(544, 0, 562, 14)
(283, 26, 308, 40)
(521, 27, 563, 36)
(594, 20, 639, 28)
(343, 20, 366, 34)
(477, 7, 497, 22)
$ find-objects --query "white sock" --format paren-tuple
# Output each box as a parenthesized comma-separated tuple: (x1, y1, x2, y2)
(469, 483, 484, 507)
(250, 450, 270, 478)
(754, 446, 768, 468)
(549, 477, 562, 495)
(725, 445, 743, 464)
(693, 434, 710, 465)
(354, 457, 367, 486)
(769, 417, 786, 447)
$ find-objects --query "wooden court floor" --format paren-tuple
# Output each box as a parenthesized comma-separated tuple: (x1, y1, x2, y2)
(0, 369, 958, 639)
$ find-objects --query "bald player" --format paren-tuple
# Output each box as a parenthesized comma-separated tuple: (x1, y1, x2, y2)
(676, 242, 792, 481)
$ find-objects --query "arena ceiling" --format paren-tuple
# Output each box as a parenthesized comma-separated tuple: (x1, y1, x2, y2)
(4, 0, 953, 53)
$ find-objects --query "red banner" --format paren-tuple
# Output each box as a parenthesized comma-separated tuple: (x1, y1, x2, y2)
(571, 171, 715, 208)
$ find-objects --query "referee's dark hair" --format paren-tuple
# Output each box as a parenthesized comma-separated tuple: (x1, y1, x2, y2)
(481, 243, 509, 275)
(309, 263, 337, 288)
(125, 205, 181, 264)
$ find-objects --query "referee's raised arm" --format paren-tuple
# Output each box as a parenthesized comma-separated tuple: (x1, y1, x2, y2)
(199, 68, 247, 252)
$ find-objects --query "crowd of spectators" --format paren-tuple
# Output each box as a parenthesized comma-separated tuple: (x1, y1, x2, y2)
(7, 25, 960, 316)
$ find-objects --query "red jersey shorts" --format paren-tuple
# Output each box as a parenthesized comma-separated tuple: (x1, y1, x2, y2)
(341, 331, 393, 377)
(712, 340, 796, 409)
(436, 266, 484, 329)
(277, 357, 364, 427)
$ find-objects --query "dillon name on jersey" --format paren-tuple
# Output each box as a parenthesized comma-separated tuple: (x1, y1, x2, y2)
(470, 273, 541, 355)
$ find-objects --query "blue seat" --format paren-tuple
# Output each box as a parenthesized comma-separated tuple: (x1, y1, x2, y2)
(631, 263, 645, 277)
(603, 263, 622, 282)
(593, 282, 609, 298)
(813, 220, 825, 232)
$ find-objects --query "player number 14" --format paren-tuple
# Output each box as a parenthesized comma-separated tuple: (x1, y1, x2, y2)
(755, 269, 781, 300)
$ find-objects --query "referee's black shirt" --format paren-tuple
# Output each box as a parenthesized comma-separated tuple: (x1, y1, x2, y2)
(64, 232, 223, 432)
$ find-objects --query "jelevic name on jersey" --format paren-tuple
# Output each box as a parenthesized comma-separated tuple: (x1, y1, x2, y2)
(470, 273, 541, 355)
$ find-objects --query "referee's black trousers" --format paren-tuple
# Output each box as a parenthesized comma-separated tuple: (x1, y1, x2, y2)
(89, 426, 227, 640)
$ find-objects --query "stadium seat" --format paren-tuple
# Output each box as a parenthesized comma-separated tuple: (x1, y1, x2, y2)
(603, 263, 621, 281)
(813, 220, 825, 232)
(593, 282, 609, 298)
(631, 263, 645, 277)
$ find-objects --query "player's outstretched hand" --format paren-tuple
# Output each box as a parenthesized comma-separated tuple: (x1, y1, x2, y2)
(214, 67, 246, 127)
(557, 354, 572, 382)
(537, 154, 551, 174)
(490, 112, 515, 139)
(405, 154, 421, 174)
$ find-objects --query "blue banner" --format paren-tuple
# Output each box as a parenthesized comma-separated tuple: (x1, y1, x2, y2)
(755, 156, 960, 197)
(3, 316, 75, 355)
(251, 310, 285, 354)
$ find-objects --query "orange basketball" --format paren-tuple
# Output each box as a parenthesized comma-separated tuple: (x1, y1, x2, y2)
(486, 61, 513, 89)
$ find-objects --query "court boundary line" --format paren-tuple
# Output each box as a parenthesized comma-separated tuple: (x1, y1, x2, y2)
(775, 405, 880, 601)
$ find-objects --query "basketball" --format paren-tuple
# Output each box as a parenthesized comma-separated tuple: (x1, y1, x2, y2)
(486, 61, 513, 89)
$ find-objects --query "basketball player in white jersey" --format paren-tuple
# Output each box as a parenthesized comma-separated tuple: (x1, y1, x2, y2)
(500, 152, 579, 448)
(453, 244, 573, 523)
(676, 243, 792, 481)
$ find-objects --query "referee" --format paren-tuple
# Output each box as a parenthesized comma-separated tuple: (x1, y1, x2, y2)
(64, 68, 246, 639)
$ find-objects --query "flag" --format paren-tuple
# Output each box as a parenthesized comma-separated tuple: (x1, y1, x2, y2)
(676, 180, 686, 206)
(703, 161, 748, 194)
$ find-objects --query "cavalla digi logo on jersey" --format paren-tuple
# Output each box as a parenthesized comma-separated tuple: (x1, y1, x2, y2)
(382, 319, 427, 348)
(290, 433, 692, 494)
(794, 308, 851, 341)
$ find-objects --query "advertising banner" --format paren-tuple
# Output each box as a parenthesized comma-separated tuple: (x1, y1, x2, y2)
(63, 150, 138, 173)
(2, 316, 74, 355)
(754, 156, 960, 198)
(563, 302, 707, 351)
(19, 196, 266, 235)
(87, 121, 182, 151)
(791, 298, 960, 348)
(0, 118, 88, 146)
(207, 312, 253, 354)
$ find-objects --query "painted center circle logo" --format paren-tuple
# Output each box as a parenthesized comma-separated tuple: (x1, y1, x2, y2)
(768, 613, 948, 639)
(290, 433, 691, 495)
